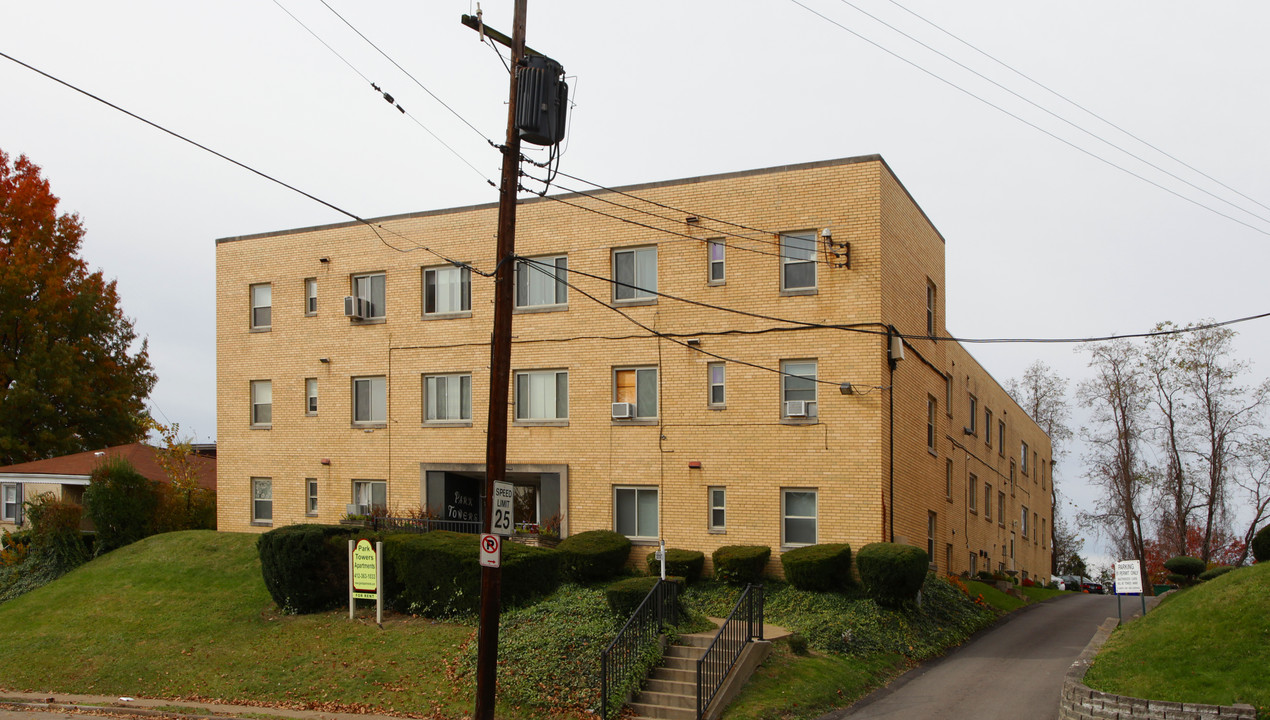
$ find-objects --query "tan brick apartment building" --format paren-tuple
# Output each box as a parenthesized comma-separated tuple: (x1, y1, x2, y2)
(214, 155, 1053, 580)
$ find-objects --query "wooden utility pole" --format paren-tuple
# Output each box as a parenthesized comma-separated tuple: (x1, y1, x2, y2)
(474, 1, 527, 718)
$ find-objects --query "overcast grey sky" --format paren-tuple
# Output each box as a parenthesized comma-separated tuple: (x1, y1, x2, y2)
(4, 1, 1268, 562)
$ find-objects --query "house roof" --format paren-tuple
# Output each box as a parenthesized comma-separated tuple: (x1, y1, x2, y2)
(0, 443, 216, 491)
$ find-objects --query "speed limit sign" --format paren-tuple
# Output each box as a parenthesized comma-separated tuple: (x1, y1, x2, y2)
(492, 480, 514, 536)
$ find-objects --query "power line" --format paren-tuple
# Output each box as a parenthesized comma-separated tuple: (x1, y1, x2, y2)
(786, 0, 1270, 238)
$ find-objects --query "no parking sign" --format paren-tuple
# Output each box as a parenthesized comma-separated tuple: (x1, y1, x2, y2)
(480, 533, 501, 568)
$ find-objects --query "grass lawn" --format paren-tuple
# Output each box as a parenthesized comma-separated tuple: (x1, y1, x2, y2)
(1083, 563, 1270, 720)
(721, 646, 905, 720)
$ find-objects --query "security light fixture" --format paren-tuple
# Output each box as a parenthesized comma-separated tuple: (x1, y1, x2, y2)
(839, 382, 854, 395)
(319, 358, 330, 364)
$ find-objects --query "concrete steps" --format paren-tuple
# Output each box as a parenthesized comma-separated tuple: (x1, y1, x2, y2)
(628, 639, 704, 720)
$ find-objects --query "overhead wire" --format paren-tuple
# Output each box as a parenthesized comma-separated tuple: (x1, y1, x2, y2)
(785, 0, 1270, 238)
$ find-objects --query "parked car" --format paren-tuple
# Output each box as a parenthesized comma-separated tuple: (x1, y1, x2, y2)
(1058, 574, 1081, 591)
(1080, 577, 1104, 594)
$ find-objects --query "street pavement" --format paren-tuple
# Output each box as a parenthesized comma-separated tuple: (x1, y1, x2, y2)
(821, 592, 1154, 720)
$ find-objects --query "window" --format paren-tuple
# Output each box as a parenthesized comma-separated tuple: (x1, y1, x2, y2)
(998, 420, 1006, 456)
(968, 473, 978, 513)
(351, 272, 386, 319)
(424, 373, 472, 422)
(926, 281, 936, 336)
(782, 489, 817, 546)
(1010, 460, 1016, 492)
(424, 265, 471, 315)
(1021, 442, 1030, 474)
(927, 511, 936, 564)
(1041, 459, 1047, 490)
(985, 409, 993, 447)
(1034, 451, 1039, 482)
(709, 487, 726, 531)
(252, 477, 272, 523)
(515, 255, 568, 309)
(927, 396, 937, 453)
(1021, 506, 1030, 538)
(613, 246, 657, 301)
(515, 370, 568, 421)
(984, 482, 992, 522)
(353, 480, 387, 513)
(707, 240, 725, 283)
(998, 491, 1005, 526)
(250, 283, 271, 329)
(1042, 517, 1047, 549)
(969, 552, 978, 576)
(1, 484, 19, 523)
(780, 231, 816, 290)
(708, 363, 725, 406)
(306, 478, 318, 516)
(305, 278, 317, 316)
(614, 367, 658, 420)
(945, 459, 953, 500)
(250, 380, 272, 426)
(781, 360, 818, 418)
(305, 378, 318, 415)
(1034, 512, 1039, 544)
(967, 394, 978, 434)
(614, 486, 658, 539)
(945, 375, 952, 417)
(352, 376, 387, 425)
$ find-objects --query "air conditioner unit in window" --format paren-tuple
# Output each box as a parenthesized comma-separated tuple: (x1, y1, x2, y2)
(785, 400, 808, 418)
(346, 503, 369, 516)
(611, 402, 634, 419)
(343, 295, 363, 320)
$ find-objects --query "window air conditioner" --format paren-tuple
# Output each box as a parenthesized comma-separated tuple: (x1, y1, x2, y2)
(346, 503, 369, 516)
(611, 402, 634, 419)
(343, 295, 363, 320)
(785, 400, 808, 418)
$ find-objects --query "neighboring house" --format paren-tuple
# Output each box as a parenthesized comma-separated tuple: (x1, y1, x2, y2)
(0, 443, 216, 530)
(215, 155, 1054, 580)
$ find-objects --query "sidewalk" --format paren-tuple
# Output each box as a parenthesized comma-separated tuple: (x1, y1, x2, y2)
(0, 692, 409, 720)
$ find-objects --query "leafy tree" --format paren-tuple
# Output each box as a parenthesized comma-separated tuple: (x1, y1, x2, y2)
(0, 149, 155, 465)
(146, 419, 216, 531)
(1008, 360, 1073, 574)
(83, 456, 159, 554)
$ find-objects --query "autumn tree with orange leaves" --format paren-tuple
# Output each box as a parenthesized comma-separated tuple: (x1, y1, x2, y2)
(0, 149, 155, 465)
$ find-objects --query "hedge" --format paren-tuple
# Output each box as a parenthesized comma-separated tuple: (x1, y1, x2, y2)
(712, 545, 770, 585)
(1253, 524, 1270, 563)
(1163, 555, 1205, 581)
(645, 548, 705, 584)
(383, 531, 560, 616)
(856, 542, 929, 607)
(257, 524, 369, 614)
(780, 543, 853, 592)
(557, 530, 631, 582)
(605, 576, 659, 617)
(1198, 565, 1233, 582)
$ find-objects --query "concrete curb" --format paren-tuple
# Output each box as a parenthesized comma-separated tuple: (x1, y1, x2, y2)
(0, 693, 403, 720)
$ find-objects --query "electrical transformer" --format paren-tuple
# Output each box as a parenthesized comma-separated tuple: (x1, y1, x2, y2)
(516, 55, 568, 146)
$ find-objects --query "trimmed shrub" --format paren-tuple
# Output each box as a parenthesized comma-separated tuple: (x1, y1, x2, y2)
(975, 570, 994, 581)
(856, 542, 929, 608)
(557, 530, 631, 582)
(712, 545, 770, 585)
(1198, 565, 1233, 582)
(23, 493, 89, 570)
(780, 543, 853, 592)
(1164, 555, 1205, 583)
(645, 548, 705, 583)
(1253, 524, 1270, 563)
(384, 531, 560, 617)
(257, 524, 368, 614)
(83, 456, 160, 554)
(605, 576, 660, 617)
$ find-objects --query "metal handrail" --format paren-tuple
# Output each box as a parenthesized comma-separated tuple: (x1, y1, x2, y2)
(599, 579, 680, 720)
(696, 584, 764, 720)
(366, 516, 481, 534)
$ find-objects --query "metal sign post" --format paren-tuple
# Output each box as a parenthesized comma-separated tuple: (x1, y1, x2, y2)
(1114, 559, 1146, 623)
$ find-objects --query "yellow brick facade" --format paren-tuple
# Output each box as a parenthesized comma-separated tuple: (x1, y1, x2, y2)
(215, 155, 1052, 580)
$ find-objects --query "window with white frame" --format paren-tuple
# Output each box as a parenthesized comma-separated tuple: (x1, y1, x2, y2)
(968, 473, 978, 512)
(781, 360, 818, 418)
(614, 486, 658, 539)
(252, 477, 272, 523)
(305, 277, 317, 316)
(423, 265, 471, 315)
(782, 488, 817, 546)
(927, 395, 937, 452)
(306, 478, 318, 516)
(351, 272, 386, 319)
(927, 511, 936, 563)
(780, 231, 816, 290)
(352, 376, 387, 425)
(1021, 442, 1030, 474)
(515, 255, 568, 309)
(305, 378, 318, 415)
(353, 480, 387, 513)
(998, 420, 1006, 456)
(707, 240, 725, 283)
(969, 552, 978, 576)
(945, 459, 953, 500)
(515, 370, 568, 421)
(424, 373, 472, 422)
(1034, 512, 1039, 543)
(613, 367, 657, 419)
(2, 484, 19, 523)
(250, 380, 272, 426)
(613, 246, 657, 301)
(1041, 517, 1047, 548)
(250, 283, 271, 329)
(709, 487, 726, 531)
(945, 375, 952, 417)
(708, 362, 725, 406)
(985, 409, 993, 447)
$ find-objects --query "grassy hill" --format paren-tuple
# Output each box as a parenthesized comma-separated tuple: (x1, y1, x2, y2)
(1084, 562, 1269, 719)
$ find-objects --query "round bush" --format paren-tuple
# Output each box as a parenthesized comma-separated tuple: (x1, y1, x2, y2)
(257, 524, 368, 614)
(780, 543, 853, 592)
(605, 576, 659, 617)
(645, 548, 705, 583)
(1198, 565, 1233, 582)
(1163, 555, 1205, 580)
(1253, 524, 1270, 563)
(557, 530, 631, 582)
(856, 542, 929, 607)
(712, 545, 771, 585)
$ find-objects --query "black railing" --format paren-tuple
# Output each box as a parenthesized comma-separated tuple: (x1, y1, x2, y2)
(366, 516, 481, 534)
(696, 583, 763, 720)
(599, 579, 681, 720)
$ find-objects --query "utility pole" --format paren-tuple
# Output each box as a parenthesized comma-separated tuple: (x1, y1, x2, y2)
(474, 2, 526, 719)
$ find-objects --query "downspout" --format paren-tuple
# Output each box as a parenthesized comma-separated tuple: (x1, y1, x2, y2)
(887, 326, 897, 543)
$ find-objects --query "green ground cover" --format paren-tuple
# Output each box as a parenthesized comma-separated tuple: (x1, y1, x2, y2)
(1083, 563, 1269, 720)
